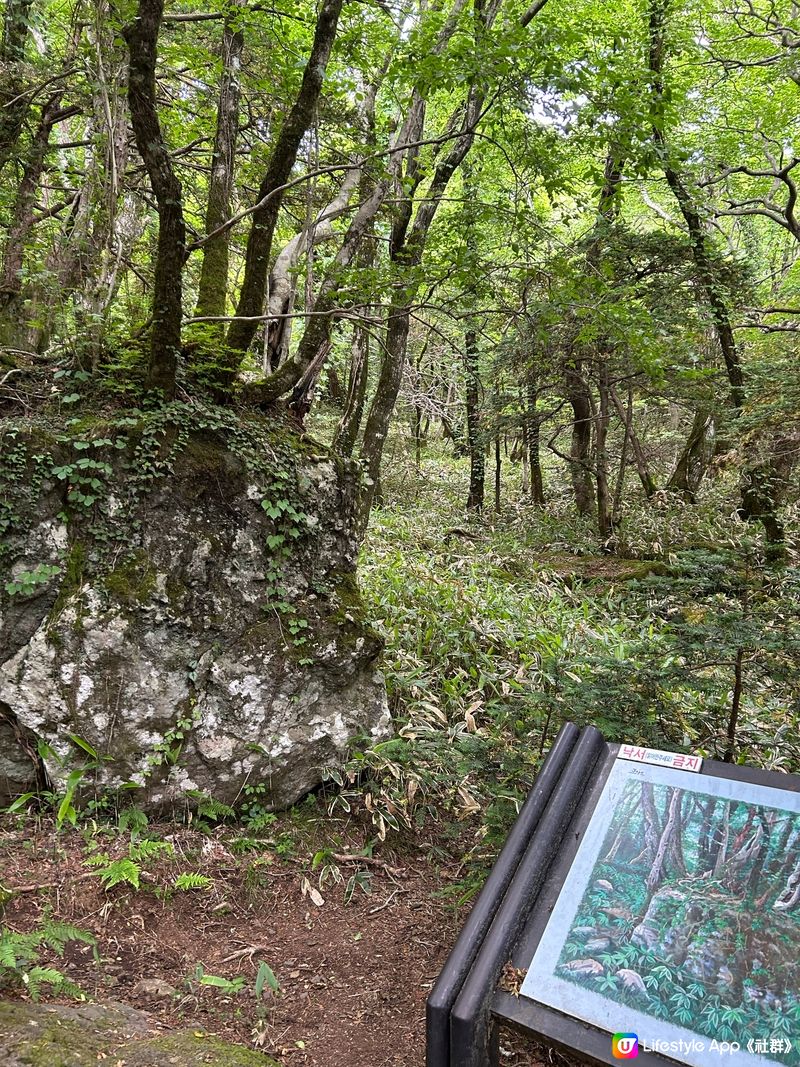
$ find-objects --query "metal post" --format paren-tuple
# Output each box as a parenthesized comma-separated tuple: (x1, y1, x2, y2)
(449, 726, 606, 1067)
(426, 722, 581, 1067)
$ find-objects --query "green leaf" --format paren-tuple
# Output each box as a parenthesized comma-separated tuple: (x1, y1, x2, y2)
(255, 960, 280, 997)
(66, 733, 98, 759)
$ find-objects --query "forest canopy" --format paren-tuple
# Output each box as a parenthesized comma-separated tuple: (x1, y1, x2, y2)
(0, 0, 797, 545)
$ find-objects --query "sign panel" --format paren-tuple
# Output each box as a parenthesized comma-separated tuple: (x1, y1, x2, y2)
(617, 744, 703, 773)
(521, 759, 800, 1066)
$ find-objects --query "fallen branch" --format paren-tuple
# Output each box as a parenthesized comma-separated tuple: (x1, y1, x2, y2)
(1, 870, 97, 896)
(331, 852, 404, 875)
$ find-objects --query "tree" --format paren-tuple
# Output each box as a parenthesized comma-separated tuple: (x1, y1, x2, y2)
(224, 0, 345, 364)
(123, 0, 186, 397)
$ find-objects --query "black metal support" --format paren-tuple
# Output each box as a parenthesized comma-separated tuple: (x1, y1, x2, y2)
(425, 721, 581, 1067)
(449, 725, 606, 1067)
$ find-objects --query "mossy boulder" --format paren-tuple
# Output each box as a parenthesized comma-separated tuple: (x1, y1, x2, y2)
(0, 1000, 279, 1066)
(0, 406, 390, 810)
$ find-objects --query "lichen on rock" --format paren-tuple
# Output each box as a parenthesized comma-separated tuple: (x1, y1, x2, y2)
(0, 405, 390, 810)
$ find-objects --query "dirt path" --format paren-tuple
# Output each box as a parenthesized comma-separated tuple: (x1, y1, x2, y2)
(1, 811, 561, 1066)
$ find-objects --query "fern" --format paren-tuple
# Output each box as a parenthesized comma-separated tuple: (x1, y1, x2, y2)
(129, 839, 173, 862)
(174, 872, 212, 891)
(118, 807, 149, 838)
(86, 855, 141, 889)
(198, 798, 235, 822)
(186, 790, 235, 824)
(84, 839, 171, 889)
(24, 966, 83, 1000)
(0, 930, 38, 970)
(0, 921, 96, 1000)
(40, 921, 98, 959)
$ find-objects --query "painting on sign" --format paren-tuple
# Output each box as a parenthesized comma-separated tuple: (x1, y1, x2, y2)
(521, 760, 800, 1067)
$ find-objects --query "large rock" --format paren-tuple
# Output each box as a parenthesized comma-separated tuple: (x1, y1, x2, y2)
(0, 407, 390, 810)
(0, 1000, 279, 1066)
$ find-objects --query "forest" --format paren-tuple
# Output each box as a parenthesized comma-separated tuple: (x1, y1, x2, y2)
(0, 0, 799, 1062)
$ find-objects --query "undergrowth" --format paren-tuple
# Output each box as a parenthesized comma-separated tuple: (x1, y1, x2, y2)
(342, 441, 800, 886)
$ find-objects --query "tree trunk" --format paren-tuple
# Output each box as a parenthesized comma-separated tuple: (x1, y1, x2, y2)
(668, 792, 688, 877)
(644, 787, 681, 904)
(611, 386, 631, 526)
(0, 0, 35, 174)
(595, 360, 612, 539)
(587, 145, 624, 537)
(462, 157, 484, 511)
(242, 10, 473, 418)
(332, 147, 378, 457)
(760, 823, 800, 907)
(526, 381, 546, 507)
(194, 0, 245, 326)
(773, 854, 800, 912)
(26, 9, 131, 363)
(0, 91, 77, 350)
(333, 320, 370, 457)
(241, 176, 388, 408)
(696, 796, 718, 874)
(565, 366, 596, 515)
(610, 385, 656, 498)
(260, 165, 360, 373)
(666, 409, 714, 501)
(494, 406, 502, 512)
(123, 0, 186, 397)
(225, 0, 344, 360)
(746, 814, 771, 898)
(25, 191, 84, 354)
(464, 321, 485, 510)
(641, 783, 661, 868)
(711, 801, 732, 878)
(71, 7, 133, 369)
(724, 647, 745, 763)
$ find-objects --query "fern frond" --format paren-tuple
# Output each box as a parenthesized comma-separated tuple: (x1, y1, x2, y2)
(129, 839, 173, 861)
(174, 872, 212, 891)
(40, 921, 97, 957)
(95, 858, 141, 890)
(118, 808, 149, 836)
(24, 966, 83, 1000)
(0, 930, 38, 970)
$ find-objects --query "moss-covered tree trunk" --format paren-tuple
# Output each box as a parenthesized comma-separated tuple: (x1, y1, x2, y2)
(194, 0, 245, 329)
(123, 0, 186, 398)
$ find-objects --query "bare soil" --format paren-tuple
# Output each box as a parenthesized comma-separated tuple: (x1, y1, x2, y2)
(0, 802, 571, 1066)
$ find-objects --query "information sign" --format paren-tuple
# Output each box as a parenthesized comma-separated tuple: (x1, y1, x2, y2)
(427, 724, 800, 1067)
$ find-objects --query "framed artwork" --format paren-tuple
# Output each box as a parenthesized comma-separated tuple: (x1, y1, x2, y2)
(521, 758, 800, 1066)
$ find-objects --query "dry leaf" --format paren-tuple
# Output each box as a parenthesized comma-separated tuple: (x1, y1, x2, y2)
(301, 877, 324, 907)
(498, 962, 526, 996)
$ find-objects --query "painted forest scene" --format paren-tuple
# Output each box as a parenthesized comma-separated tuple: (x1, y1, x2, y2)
(556, 774, 800, 1065)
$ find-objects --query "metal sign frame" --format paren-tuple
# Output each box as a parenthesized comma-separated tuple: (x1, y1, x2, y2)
(426, 723, 800, 1067)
